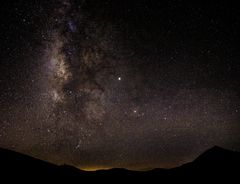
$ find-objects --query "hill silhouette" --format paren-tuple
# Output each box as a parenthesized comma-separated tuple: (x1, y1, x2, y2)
(0, 146, 239, 182)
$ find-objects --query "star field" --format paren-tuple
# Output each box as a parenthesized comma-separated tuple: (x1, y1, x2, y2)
(0, 0, 240, 170)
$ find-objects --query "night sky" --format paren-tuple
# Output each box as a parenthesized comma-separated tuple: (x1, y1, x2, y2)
(0, 0, 240, 170)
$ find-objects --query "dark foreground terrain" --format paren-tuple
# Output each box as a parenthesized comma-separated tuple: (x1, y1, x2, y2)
(0, 146, 239, 183)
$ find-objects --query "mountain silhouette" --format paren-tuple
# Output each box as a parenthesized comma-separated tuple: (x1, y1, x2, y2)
(170, 146, 240, 181)
(0, 146, 239, 182)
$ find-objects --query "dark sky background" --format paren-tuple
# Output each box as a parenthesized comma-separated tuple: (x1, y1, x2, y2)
(0, 0, 240, 170)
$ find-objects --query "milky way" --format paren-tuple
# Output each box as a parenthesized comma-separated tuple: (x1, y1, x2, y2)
(0, 0, 240, 170)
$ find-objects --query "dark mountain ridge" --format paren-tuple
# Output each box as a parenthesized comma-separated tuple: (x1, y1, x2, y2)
(0, 146, 239, 182)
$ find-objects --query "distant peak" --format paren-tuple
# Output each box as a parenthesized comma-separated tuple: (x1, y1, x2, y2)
(209, 145, 225, 151)
(205, 146, 234, 154)
(194, 146, 238, 163)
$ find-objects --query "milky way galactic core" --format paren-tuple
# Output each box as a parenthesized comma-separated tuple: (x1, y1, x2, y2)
(0, 0, 240, 170)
